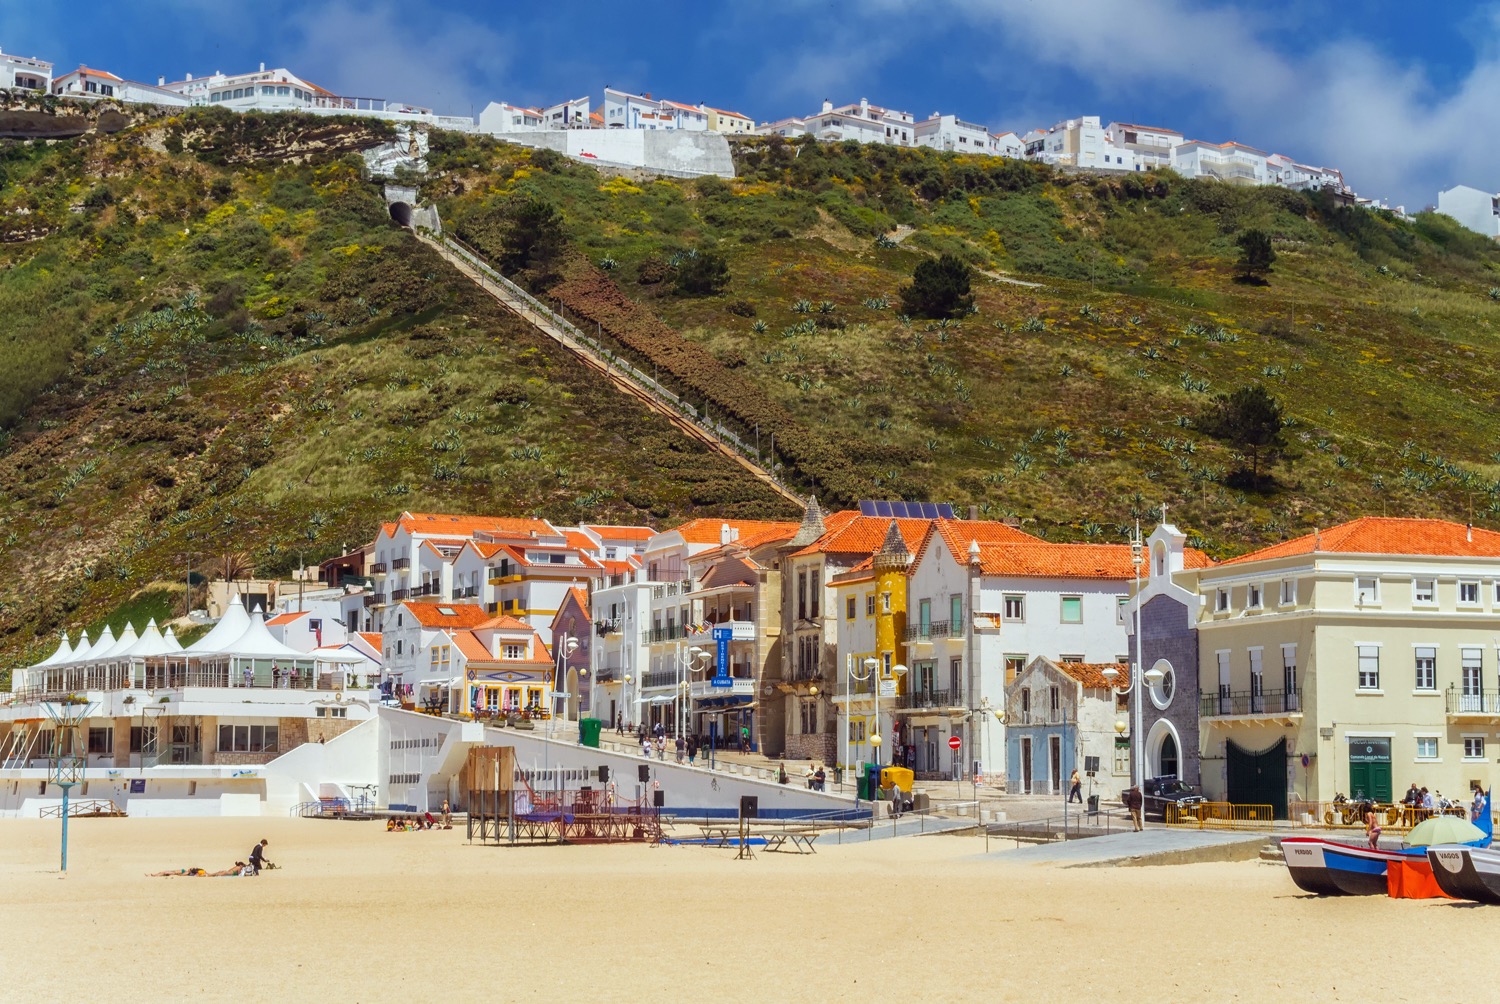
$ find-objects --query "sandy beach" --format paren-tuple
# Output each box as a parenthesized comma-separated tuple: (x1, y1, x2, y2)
(0, 816, 1493, 1003)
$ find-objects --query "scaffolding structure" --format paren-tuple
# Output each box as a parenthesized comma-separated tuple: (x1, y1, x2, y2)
(463, 746, 663, 846)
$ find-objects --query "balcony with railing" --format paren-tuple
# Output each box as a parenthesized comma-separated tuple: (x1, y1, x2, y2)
(369, 562, 388, 576)
(646, 624, 687, 644)
(904, 621, 959, 643)
(898, 688, 962, 710)
(1200, 688, 1302, 718)
(392, 557, 411, 571)
(1446, 687, 1500, 718)
(363, 593, 384, 608)
(454, 586, 478, 600)
(691, 677, 756, 699)
(1008, 707, 1076, 726)
(391, 588, 409, 602)
(641, 670, 678, 690)
(594, 619, 622, 637)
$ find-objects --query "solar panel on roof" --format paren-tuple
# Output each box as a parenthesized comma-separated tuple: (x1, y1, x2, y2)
(858, 500, 957, 519)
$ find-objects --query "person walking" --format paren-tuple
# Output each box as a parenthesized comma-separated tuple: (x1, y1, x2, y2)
(740, 724, 750, 754)
(1364, 807, 1382, 850)
(686, 735, 698, 766)
(248, 838, 270, 875)
(1124, 786, 1143, 831)
(675, 735, 685, 764)
(1068, 768, 1083, 804)
(654, 735, 666, 761)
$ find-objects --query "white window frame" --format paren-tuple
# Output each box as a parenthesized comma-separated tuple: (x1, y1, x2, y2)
(1357, 644, 1381, 692)
(1414, 735, 1440, 761)
(1458, 580, 1481, 606)
(1003, 595, 1025, 621)
(1116, 597, 1129, 625)
(1279, 578, 1296, 606)
(1462, 735, 1486, 761)
(1059, 595, 1083, 625)
(1412, 578, 1436, 606)
(1247, 584, 1262, 610)
(1413, 645, 1437, 692)
(1355, 577, 1380, 606)
(1215, 588, 1230, 613)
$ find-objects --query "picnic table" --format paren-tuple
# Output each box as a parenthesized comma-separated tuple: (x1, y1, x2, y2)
(763, 829, 819, 854)
(699, 825, 737, 848)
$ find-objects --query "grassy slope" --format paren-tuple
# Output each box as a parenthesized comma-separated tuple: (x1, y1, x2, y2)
(0, 114, 792, 672)
(428, 135, 1500, 554)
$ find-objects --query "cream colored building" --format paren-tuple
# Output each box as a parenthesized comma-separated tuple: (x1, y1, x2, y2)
(1188, 518, 1500, 813)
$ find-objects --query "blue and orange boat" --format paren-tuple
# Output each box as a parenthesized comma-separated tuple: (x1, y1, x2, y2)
(1282, 791, 1492, 897)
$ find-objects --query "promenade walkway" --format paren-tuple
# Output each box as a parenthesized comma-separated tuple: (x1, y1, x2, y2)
(980, 827, 1268, 867)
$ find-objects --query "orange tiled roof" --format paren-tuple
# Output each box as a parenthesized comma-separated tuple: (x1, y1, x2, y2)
(396, 512, 555, 537)
(922, 518, 1040, 566)
(402, 602, 493, 629)
(975, 542, 1138, 579)
(602, 559, 639, 575)
(479, 615, 534, 633)
(585, 525, 656, 541)
(790, 514, 931, 558)
(450, 630, 492, 663)
(1220, 517, 1500, 565)
(564, 586, 590, 619)
(357, 631, 382, 649)
(1057, 662, 1130, 689)
(830, 556, 876, 584)
(670, 518, 801, 545)
(69, 66, 124, 82)
(265, 611, 308, 626)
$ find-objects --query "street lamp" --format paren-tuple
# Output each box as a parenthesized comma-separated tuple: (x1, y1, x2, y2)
(846, 656, 880, 771)
(673, 644, 707, 740)
(550, 637, 579, 737)
(1104, 661, 1164, 822)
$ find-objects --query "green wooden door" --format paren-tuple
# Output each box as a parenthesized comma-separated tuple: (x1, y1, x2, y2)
(1348, 738, 1392, 802)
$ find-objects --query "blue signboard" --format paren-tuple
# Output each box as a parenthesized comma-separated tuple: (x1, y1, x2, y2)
(712, 626, 733, 687)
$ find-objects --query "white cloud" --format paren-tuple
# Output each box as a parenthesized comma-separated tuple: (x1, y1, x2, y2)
(931, 0, 1500, 205)
(281, 1, 512, 118)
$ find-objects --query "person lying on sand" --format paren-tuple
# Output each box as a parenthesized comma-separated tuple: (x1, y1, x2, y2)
(148, 862, 250, 877)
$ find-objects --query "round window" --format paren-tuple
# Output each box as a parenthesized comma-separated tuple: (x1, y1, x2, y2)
(1149, 659, 1175, 710)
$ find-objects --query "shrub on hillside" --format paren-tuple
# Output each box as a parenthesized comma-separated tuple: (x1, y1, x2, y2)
(1199, 384, 1286, 490)
(675, 251, 730, 296)
(899, 253, 974, 319)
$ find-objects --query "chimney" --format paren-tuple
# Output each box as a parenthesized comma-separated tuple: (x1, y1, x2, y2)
(859, 97, 870, 115)
(185, 72, 193, 81)
(259, 61, 266, 72)
(158, 76, 166, 87)
(720, 523, 733, 545)
(821, 98, 832, 114)
(968, 505, 979, 521)
(968, 540, 981, 566)
(1467, 523, 1474, 543)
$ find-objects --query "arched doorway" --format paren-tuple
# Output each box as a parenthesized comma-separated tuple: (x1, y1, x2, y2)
(1146, 719, 1184, 780)
(1158, 732, 1179, 779)
(566, 668, 580, 721)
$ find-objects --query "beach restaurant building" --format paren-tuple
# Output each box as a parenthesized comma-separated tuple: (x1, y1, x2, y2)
(0, 597, 378, 817)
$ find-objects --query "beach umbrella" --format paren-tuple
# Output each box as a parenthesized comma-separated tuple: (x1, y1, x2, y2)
(1403, 815, 1486, 848)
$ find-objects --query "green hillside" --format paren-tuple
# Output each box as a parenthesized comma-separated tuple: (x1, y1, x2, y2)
(430, 134, 1500, 546)
(3, 112, 1500, 671)
(0, 111, 793, 671)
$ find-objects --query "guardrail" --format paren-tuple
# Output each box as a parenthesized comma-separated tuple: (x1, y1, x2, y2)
(39, 799, 125, 818)
(1288, 800, 1469, 831)
(1164, 802, 1275, 830)
(429, 234, 801, 505)
(984, 807, 1134, 850)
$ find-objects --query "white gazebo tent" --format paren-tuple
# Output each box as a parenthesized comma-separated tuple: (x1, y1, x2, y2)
(122, 619, 175, 689)
(91, 622, 140, 690)
(162, 627, 183, 653)
(11, 633, 74, 699)
(197, 608, 321, 689)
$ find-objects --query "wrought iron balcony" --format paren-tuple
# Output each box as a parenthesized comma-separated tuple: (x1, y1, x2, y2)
(646, 625, 687, 644)
(904, 620, 958, 642)
(369, 562, 388, 576)
(1446, 687, 1500, 717)
(641, 670, 678, 690)
(898, 688, 960, 710)
(1200, 688, 1302, 717)
(594, 619, 621, 637)
(392, 557, 411, 571)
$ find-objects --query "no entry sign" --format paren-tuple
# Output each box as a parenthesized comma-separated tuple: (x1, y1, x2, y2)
(948, 736, 962, 750)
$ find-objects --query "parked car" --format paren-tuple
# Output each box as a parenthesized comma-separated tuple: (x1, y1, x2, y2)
(1142, 775, 1205, 821)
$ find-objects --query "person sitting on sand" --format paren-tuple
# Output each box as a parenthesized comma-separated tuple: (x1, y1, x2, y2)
(386, 818, 399, 831)
(149, 862, 248, 878)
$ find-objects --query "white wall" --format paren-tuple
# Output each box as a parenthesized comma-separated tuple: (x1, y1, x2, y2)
(1438, 185, 1500, 238)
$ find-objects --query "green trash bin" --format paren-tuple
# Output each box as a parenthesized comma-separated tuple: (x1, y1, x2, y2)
(856, 775, 869, 800)
(579, 718, 603, 748)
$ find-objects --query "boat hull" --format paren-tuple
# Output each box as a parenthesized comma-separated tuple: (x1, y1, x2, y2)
(1280, 837, 1412, 896)
(1426, 846, 1500, 905)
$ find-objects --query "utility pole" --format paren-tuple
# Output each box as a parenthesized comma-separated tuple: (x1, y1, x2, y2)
(298, 549, 306, 613)
(179, 551, 200, 620)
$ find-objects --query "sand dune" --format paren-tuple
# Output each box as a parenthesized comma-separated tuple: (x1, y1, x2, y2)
(0, 817, 1486, 1003)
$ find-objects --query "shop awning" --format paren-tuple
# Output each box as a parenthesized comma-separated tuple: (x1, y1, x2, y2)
(418, 677, 460, 687)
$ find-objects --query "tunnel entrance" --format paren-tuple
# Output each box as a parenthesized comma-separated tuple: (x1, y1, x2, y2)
(389, 201, 413, 227)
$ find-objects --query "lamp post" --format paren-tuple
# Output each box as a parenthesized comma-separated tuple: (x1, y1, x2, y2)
(1104, 661, 1165, 825)
(46, 700, 93, 874)
(1130, 523, 1145, 788)
(549, 636, 579, 739)
(673, 643, 707, 740)
(847, 656, 879, 771)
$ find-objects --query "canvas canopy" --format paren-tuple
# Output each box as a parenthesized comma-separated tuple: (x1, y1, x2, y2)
(184, 596, 252, 655)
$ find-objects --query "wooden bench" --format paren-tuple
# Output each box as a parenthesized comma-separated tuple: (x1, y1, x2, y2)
(763, 829, 819, 854)
(699, 825, 736, 848)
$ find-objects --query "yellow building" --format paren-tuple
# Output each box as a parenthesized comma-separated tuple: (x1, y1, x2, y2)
(829, 521, 910, 770)
(704, 107, 755, 135)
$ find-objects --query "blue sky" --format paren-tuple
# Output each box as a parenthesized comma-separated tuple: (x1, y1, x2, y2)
(3, 0, 1496, 207)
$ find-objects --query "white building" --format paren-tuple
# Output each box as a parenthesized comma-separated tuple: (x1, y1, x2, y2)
(1266, 154, 1346, 193)
(1437, 185, 1500, 238)
(1025, 116, 1119, 170)
(479, 101, 544, 133)
(1172, 140, 1270, 186)
(51, 66, 189, 107)
(756, 116, 808, 139)
(915, 113, 992, 154)
(0, 47, 51, 93)
(542, 95, 591, 129)
(1103, 122, 1182, 172)
(989, 131, 1024, 158)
